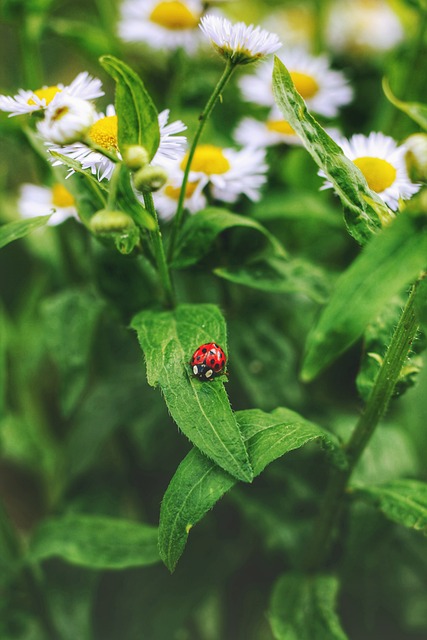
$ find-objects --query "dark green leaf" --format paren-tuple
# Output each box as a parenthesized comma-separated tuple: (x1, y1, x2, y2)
(302, 212, 427, 381)
(269, 572, 348, 640)
(132, 304, 253, 482)
(272, 57, 391, 243)
(172, 207, 286, 269)
(383, 77, 427, 131)
(0, 216, 51, 249)
(414, 275, 427, 330)
(354, 479, 427, 534)
(28, 515, 160, 569)
(252, 191, 342, 227)
(159, 407, 341, 571)
(100, 55, 160, 160)
(215, 256, 331, 304)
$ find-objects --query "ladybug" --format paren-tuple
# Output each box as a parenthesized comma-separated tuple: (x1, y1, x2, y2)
(190, 342, 227, 381)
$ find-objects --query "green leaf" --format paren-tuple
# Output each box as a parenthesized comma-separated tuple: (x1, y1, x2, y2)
(215, 256, 331, 304)
(172, 207, 286, 269)
(0, 215, 51, 249)
(116, 163, 156, 231)
(100, 55, 160, 161)
(158, 407, 341, 571)
(272, 57, 391, 243)
(383, 77, 427, 131)
(354, 479, 427, 534)
(252, 191, 342, 228)
(269, 572, 348, 640)
(302, 211, 427, 381)
(28, 515, 160, 569)
(132, 304, 253, 482)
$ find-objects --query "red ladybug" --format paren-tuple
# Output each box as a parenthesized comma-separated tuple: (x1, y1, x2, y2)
(190, 342, 227, 381)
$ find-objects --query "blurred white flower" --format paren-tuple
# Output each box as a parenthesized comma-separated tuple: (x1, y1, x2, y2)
(153, 162, 207, 220)
(234, 107, 303, 148)
(18, 183, 78, 225)
(49, 106, 187, 182)
(239, 48, 353, 117)
(0, 72, 104, 117)
(320, 132, 420, 211)
(326, 0, 404, 55)
(118, 0, 204, 52)
(199, 14, 282, 64)
(37, 94, 97, 144)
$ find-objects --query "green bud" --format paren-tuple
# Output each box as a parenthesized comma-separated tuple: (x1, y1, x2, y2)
(405, 134, 427, 183)
(123, 145, 150, 171)
(90, 209, 136, 234)
(133, 165, 168, 193)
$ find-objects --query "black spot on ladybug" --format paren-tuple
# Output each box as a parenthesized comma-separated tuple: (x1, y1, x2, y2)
(210, 358, 215, 365)
(202, 348, 207, 353)
(197, 355, 202, 361)
(214, 364, 220, 371)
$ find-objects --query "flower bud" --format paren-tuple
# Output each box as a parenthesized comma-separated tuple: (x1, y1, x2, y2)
(90, 209, 136, 234)
(123, 145, 150, 171)
(37, 94, 97, 144)
(405, 134, 427, 183)
(134, 165, 168, 192)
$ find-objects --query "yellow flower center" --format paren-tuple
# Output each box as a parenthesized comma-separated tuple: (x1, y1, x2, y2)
(28, 86, 62, 106)
(149, 1, 200, 30)
(87, 115, 119, 151)
(181, 145, 230, 175)
(165, 181, 198, 200)
(267, 120, 296, 135)
(51, 183, 75, 208)
(353, 156, 397, 192)
(289, 71, 319, 99)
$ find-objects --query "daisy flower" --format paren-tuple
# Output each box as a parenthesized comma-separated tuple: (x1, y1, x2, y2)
(234, 107, 303, 148)
(0, 72, 104, 117)
(48, 106, 187, 182)
(18, 183, 78, 226)
(153, 163, 207, 220)
(37, 94, 97, 145)
(239, 48, 353, 118)
(180, 143, 268, 203)
(319, 132, 420, 211)
(326, 0, 404, 55)
(263, 6, 315, 50)
(199, 14, 282, 65)
(118, 0, 204, 53)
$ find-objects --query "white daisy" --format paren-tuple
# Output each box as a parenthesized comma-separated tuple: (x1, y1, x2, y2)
(239, 48, 353, 118)
(326, 0, 404, 55)
(18, 183, 78, 226)
(37, 94, 97, 145)
(153, 163, 207, 220)
(181, 143, 268, 203)
(0, 72, 104, 117)
(263, 6, 315, 50)
(199, 14, 282, 64)
(319, 132, 420, 211)
(48, 106, 187, 182)
(118, 0, 204, 53)
(234, 107, 303, 148)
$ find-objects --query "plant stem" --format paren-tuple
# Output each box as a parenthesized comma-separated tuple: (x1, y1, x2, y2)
(0, 502, 59, 640)
(107, 163, 122, 210)
(304, 283, 420, 572)
(167, 59, 237, 262)
(143, 191, 175, 309)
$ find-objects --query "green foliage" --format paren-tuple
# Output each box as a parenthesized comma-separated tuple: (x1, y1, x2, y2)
(28, 514, 160, 568)
(302, 212, 427, 381)
(0, 216, 51, 249)
(132, 304, 253, 482)
(100, 55, 160, 161)
(159, 407, 341, 571)
(354, 479, 427, 534)
(383, 78, 427, 131)
(269, 572, 348, 640)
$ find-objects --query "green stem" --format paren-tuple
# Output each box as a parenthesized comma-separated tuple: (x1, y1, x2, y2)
(106, 163, 122, 210)
(143, 191, 175, 309)
(167, 59, 237, 262)
(304, 283, 420, 572)
(0, 502, 59, 640)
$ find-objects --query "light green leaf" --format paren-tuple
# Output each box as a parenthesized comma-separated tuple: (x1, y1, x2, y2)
(159, 407, 341, 571)
(132, 304, 253, 482)
(116, 164, 156, 231)
(354, 479, 427, 534)
(28, 515, 160, 569)
(272, 57, 391, 243)
(100, 55, 160, 161)
(269, 572, 348, 640)
(302, 211, 427, 381)
(215, 256, 331, 304)
(0, 215, 51, 249)
(172, 207, 286, 269)
(383, 77, 427, 131)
